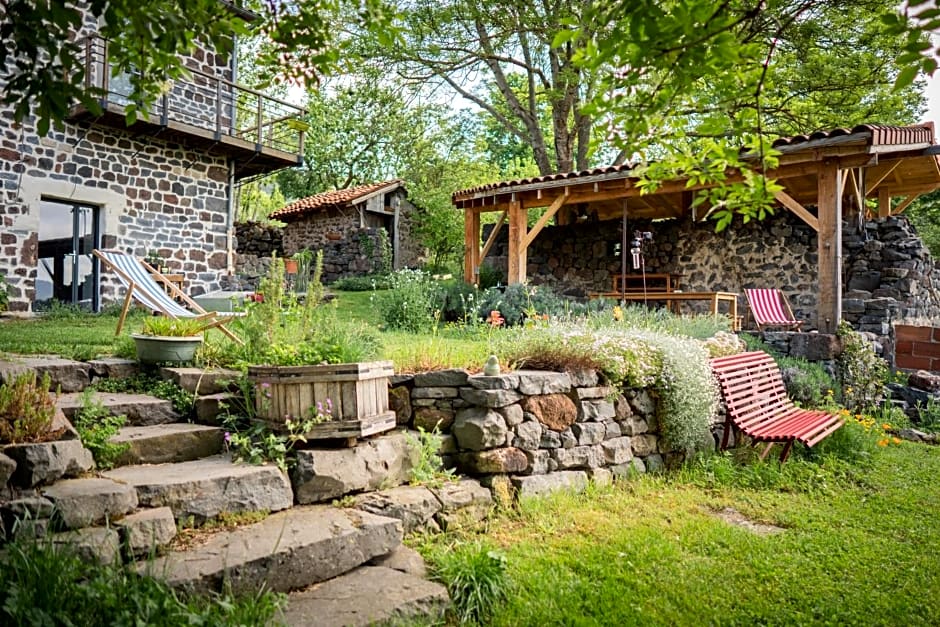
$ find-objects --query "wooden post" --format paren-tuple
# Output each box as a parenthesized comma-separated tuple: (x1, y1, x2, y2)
(878, 188, 891, 218)
(507, 199, 526, 284)
(817, 160, 842, 334)
(463, 208, 481, 284)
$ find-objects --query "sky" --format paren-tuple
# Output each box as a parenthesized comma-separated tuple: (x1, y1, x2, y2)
(925, 74, 940, 125)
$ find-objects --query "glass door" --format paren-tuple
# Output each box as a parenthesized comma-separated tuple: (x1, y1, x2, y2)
(34, 199, 100, 312)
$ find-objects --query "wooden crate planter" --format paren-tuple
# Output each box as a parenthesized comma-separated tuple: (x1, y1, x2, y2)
(247, 361, 396, 440)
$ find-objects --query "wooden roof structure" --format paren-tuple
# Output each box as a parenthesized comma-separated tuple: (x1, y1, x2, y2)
(452, 123, 940, 333)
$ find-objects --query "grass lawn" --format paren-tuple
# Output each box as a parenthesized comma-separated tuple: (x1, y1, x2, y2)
(0, 311, 146, 361)
(417, 443, 940, 625)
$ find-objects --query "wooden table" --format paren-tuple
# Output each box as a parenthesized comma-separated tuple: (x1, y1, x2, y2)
(610, 273, 682, 294)
(151, 272, 184, 300)
(616, 291, 740, 329)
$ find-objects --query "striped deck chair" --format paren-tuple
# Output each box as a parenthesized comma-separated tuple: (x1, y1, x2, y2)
(93, 249, 244, 344)
(744, 288, 803, 332)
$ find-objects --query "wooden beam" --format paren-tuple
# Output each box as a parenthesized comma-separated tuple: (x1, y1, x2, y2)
(817, 161, 842, 334)
(865, 161, 901, 194)
(774, 191, 819, 231)
(878, 188, 891, 218)
(463, 208, 481, 284)
(479, 210, 506, 262)
(892, 195, 917, 215)
(522, 193, 568, 249)
(506, 199, 526, 284)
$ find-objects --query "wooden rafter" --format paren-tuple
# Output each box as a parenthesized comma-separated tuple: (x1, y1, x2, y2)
(521, 192, 569, 249)
(865, 161, 901, 194)
(892, 195, 917, 215)
(479, 210, 507, 262)
(774, 191, 820, 232)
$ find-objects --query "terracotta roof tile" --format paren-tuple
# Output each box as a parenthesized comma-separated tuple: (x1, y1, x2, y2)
(271, 179, 403, 220)
(452, 123, 936, 200)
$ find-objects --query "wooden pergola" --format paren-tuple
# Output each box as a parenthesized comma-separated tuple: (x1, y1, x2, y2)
(452, 123, 940, 334)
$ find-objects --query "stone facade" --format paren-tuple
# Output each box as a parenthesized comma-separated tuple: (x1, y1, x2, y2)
(484, 213, 939, 343)
(0, 6, 293, 312)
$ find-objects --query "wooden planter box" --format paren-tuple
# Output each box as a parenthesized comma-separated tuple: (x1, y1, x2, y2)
(247, 360, 396, 441)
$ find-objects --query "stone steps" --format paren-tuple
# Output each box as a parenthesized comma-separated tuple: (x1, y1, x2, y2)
(280, 565, 449, 627)
(110, 423, 224, 467)
(57, 391, 179, 426)
(0, 355, 92, 392)
(137, 505, 403, 595)
(103, 455, 293, 524)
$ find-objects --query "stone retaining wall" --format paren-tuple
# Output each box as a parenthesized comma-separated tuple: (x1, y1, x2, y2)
(390, 368, 705, 492)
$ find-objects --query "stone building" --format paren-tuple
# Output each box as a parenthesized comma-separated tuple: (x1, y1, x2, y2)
(269, 180, 425, 275)
(0, 4, 305, 312)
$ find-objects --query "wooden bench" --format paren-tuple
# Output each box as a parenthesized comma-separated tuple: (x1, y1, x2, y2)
(709, 351, 844, 462)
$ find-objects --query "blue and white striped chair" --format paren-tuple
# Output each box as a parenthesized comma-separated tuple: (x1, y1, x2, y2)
(93, 249, 243, 344)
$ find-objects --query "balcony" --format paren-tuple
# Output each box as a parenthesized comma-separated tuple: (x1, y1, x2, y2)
(67, 35, 306, 180)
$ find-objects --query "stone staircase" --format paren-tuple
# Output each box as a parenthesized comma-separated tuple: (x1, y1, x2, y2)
(0, 354, 469, 625)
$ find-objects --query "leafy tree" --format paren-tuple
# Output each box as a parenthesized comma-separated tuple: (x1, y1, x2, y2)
(907, 191, 940, 258)
(0, 0, 394, 135)
(235, 179, 287, 224)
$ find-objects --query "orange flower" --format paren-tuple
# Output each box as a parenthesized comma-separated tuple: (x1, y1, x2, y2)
(486, 310, 505, 327)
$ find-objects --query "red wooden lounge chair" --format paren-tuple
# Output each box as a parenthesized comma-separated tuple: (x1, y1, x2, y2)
(744, 288, 803, 331)
(710, 351, 843, 462)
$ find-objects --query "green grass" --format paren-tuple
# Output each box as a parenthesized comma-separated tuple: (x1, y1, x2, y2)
(0, 311, 146, 360)
(415, 443, 940, 625)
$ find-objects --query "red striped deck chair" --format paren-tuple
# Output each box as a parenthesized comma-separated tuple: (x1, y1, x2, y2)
(93, 249, 244, 344)
(744, 288, 803, 332)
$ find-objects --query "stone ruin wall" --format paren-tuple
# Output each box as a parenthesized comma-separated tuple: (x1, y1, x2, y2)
(484, 213, 940, 344)
(388, 368, 719, 492)
(231, 222, 392, 289)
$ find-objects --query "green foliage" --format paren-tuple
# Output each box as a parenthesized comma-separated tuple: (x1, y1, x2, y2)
(680, 451, 859, 495)
(776, 356, 837, 409)
(915, 396, 940, 433)
(436, 280, 480, 324)
(139, 317, 204, 337)
(235, 179, 287, 224)
(907, 190, 940, 258)
(330, 274, 392, 291)
(225, 255, 380, 368)
(475, 284, 568, 328)
(405, 426, 456, 487)
(477, 263, 505, 290)
(222, 390, 331, 471)
(376, 269, 439, 332)
(837, 322, 888, 411)
(0, 372, 59, 444)
(427, 540, 509, 625)
(0, 537, 283, 625)
(0, 275, 9, 312)
(73, 390, 128, 470)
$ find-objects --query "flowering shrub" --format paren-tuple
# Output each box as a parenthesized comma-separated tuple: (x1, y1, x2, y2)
(700, 331, 746, 358)
(496, 322, 719, 453)
(836, 322, 887, 411)
(376, 268, 439, 332)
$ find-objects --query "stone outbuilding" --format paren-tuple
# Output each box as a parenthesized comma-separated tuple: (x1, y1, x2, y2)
(270, 180, 424, 273)
(0, 4, 305, 312)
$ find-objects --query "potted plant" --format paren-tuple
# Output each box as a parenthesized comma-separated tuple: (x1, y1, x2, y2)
(131, 317, 204, 364)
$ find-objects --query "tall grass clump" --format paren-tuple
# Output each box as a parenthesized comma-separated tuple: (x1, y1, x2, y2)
(0, 538, 283, 625)
(427, 540, 510, 625)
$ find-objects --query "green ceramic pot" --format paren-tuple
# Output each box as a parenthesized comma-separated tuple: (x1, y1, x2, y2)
(131, 334, 203, 364)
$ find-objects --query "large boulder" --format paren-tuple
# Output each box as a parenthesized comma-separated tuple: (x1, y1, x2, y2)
(42, 477, 139, 529)
(4, 440, 94, 488)
(292, 431, 419, 504)
(451, 407, 507, 451)
(521, 394, 577, 432)
(429, 479, 494, 530)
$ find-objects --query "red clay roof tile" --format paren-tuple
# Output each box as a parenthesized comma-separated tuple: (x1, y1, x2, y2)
(270, 179, 403, 220)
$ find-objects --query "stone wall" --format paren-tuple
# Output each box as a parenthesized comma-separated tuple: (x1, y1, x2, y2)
(235, 222, 283, 257)
(0, 6, 236, 311)
(390, 369, 706, 492)
(484, 213, 939, 342)
(282, 207, 360, 256)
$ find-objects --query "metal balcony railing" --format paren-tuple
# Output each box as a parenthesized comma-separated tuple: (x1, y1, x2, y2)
(78, 35, 306, 157)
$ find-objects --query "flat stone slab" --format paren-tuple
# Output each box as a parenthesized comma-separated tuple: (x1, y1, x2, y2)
(42, 477, 138, 529)
(104, 455, 293, 524)
(111, 423, 224, 466)
(138, 506, 403, 595)
(512, 470, 589, 498)
(159, 367, 240, 395)
(354, 485, 442, 534)
(0, 355, 90, 393)
(280, 566, 449, 627)
(87, 358, 139, 380)
(57, 392, 178, 427)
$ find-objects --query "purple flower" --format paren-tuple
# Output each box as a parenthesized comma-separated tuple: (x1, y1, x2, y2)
(224, 431, 231, 443)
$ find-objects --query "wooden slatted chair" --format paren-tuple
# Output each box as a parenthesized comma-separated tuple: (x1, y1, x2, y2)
(93, 249, 244, 344)
(744, 288, 803, 331)
(710, 351, 843, 462)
